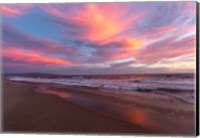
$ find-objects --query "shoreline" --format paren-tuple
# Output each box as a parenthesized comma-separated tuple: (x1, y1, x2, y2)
(3, 80, 152, 134)
(7, 76, 195, 105)
(3, 79, 195, 135)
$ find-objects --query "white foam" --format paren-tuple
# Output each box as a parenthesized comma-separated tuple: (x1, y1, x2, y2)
(9, 76, 194, 92)
(136, 80, 194, 86)
(9, 76, 195, 104)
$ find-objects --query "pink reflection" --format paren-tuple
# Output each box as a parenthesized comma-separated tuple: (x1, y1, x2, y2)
(126, 109, 160, 132)
(34, 85, 194, 134)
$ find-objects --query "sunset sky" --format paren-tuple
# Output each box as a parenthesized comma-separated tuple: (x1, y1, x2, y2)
(1, 2, 196, 74)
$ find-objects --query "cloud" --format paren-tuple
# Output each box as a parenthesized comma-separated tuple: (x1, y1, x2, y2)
(135, 34, 195, 64)
(0, 4, 31, 17)
(2, 23, 83, 64)
(109, 57, 136, 68)
(2, 2, 197, 74)
(41, 2, 196, 65)
(42, 3, 145, 44)
(138, 2, 196, 32)
(147, 54, 195, 73)
(3, 48, 71, 65)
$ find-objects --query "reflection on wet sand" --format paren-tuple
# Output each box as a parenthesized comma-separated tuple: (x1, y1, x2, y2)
(35, 85, 194, 135)
(127, 109, 160, 132)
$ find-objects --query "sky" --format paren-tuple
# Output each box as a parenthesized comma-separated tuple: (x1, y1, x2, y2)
(0, 2, 197, 75)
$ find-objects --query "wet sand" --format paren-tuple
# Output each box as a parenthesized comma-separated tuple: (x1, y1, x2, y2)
(3, 80, 152, 134)
(3, 80, 195, 135)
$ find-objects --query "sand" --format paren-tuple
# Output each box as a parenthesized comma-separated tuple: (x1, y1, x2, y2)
(2, 79, 195, 135)
(3, 80, 152, 134)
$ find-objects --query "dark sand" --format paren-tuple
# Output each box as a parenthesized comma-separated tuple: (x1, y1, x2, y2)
(3, 80, 152, 134)
(3, 80, 195, 135)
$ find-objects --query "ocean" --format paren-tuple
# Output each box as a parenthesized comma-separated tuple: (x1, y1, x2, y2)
(9, 73, 195, 104)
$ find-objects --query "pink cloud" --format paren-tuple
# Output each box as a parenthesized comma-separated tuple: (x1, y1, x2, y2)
(3, 23, 83, 62)
(135, 34, 196, 63)
(43, 3, 145, 44)
(0, 4, 31, 17)
(2, 2, 196, 74)
(3, 48, 72, 65)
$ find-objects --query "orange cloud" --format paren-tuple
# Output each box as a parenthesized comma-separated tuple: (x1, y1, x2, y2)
(108, 37, 155, 61)
(3, 49, 71, 65)
(43, 3, 144, 44)
(79, 4, 127, 42)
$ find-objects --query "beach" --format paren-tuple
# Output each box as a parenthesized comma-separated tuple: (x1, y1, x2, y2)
(3, 79, 152, 134)
(3, 78, 195, 135)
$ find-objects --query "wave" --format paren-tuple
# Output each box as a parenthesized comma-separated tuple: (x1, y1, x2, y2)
(9, 76, 194, 92)
(8, 76, 195, 104)
(132, 80, 194, 86)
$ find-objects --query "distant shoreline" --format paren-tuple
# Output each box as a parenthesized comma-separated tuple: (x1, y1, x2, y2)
(3, 72, 195, 77)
